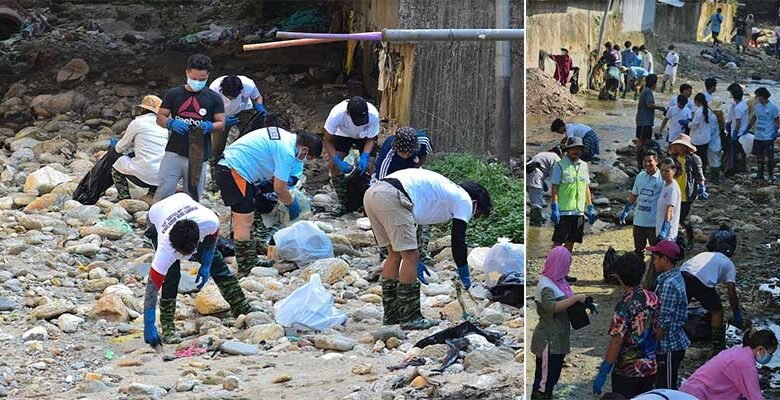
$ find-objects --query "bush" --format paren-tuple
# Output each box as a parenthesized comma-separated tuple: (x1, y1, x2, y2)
(428, 154, 523, 246)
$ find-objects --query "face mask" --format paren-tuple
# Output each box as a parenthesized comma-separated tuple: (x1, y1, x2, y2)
(295, 147, 310, 163)
(757, 349, 773, 365)
(187, 77, 207, 91)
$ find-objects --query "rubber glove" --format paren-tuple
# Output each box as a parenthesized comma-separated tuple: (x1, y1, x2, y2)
(542, 181, 549, 192)
(417, 261, 431, 285)
(200, 120, 214, 134)
(619, 203, 633, 225)
(166, 119, 190, 135)
(678, 119, 690, 128)
(732, 306, 745, 329)
(143, 308, 162, 347)
(332, 155, 352, 174)
(698, 184, 709, 200)
(550, 203, 560, 225)
(287, 176, 299, 187)
(592, 361, 613, 395)
(225, 115, 240, 128)
(287, 197, 301, 221)
(109, 138, 118, 149)
(587, 204, 598, 225)
(456, 265, 471, 289)
(658, 220, 671, 240)
(357, 152, 370, 172)
(254, 103, 268, 116)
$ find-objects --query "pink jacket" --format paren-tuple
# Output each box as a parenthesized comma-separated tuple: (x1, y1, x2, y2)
(680, 346, 764, 400)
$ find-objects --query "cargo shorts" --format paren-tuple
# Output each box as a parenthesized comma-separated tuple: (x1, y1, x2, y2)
(363, 181, 417, 252)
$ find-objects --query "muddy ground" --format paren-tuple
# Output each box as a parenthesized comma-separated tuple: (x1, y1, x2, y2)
(526, 38, 780, 398)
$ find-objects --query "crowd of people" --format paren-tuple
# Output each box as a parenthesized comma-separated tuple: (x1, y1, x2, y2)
(104, 53, 494, 348)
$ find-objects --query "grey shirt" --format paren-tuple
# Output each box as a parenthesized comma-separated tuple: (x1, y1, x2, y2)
(636, 87, 656, 126)
(527, 151, 561, 189)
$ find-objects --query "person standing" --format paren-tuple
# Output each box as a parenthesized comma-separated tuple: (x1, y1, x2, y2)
(706, 8, 724, 47)
(732, 17, 748, 54)
(527, 146, 562, 226)
(689, 93, 714, 173)
(111, 95, 168, 201)
(748, 87, 779, 181)
(620, 150, 664, 255)
(726, 84, 749, 176)
(703, 78, 724, 183)
(745, 14, 756, 47)
(656, 158, 682, 243)
(774, 24, 780, 59)
(155, 53, 225, 202)
(660, 46, 679, 94)
(363, 169, 491, 330)
(659, 95, 693, 144)
(640, 45, 654, 74)
(669, 135, 706, 249)
(636, 74, 666, 169)
(593, 252, 660, 397)
(550, 118, 600, 162)
(621, 41, 637, 69)
(323, 96, 380, 216)
(646, 240, 689, 390)
(548, 48, 573, 86)
(530, 246, 588, 400)
(550, 137, 597, 253)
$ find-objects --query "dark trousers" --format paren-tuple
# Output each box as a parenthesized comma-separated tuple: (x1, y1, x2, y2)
(532, 352, 566, 395)
(633, 225, 658, 255)
(695, 143, 709, 174)
(656, 350, 686, 389)
(611, 373, 655, 398)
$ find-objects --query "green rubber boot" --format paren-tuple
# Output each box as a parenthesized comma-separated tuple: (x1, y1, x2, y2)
(397, 281, 439, 330)
(381, 279, 400, 325)
(330, 174, 349, 217)
(111, 168, 131, 201)
(417, 225, 434, 265)
(214, 276, 253, 318)
(159, 298, 182, 344)
(234, 239, 257, 279)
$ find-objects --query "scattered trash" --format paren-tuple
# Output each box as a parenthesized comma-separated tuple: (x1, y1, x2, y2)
(434, 338, 469, 372)
(108, 333, 141, 344)
(179, 23, 235, 45)
(96, 218, 133, 235)
(162, 342, 207, 362)
(387, 356, 426, 371)
(278, 10, 327, 32)
(273, 221, 333, 266)
(274, 273, 347, 331)
(103, 350, 115, 360)
(488, 271, 524, 309)
(453, 278, 479, 322)
(415, 321, 504, 349)
(482, 238, 524, 287)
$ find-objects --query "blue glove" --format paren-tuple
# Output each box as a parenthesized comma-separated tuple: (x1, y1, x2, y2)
(166, 119, 190, 135)
(357, 152, 370, 172)
(456, 265, 471, 289)
(254, 103, 268, 116)
(658, 220, 671, 240)
(698, 184, 709, 200)
(587, 204, 598, 225)
(200, 120, 214, 134)
(550, 203, 560, 225)
(732, 307, 744, 329)
(417, 262, 431, 285)
(542, 181, 549, 192)
(288, 197, 301, 221)
(287, 176, 299, 187)
(195, 249, 214, 290)
(109, 138, 118, 149)
(143, 308, 162, 347)
(619, 203, 633, 225)
(678, 119, 690, 128)
(593, 361, 613, 395)
(333, 155, 352, 174)
(225, 115, 240, 128)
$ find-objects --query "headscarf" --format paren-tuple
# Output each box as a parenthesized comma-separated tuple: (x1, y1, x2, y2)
(392, 127, 419, 154)
(541, 246, 574, 298)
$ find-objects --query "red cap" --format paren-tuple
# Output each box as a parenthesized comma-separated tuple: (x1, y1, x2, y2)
(646, 240, 681, 259)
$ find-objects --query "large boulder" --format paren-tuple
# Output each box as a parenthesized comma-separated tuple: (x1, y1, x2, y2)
(30, 91, 86, 118)
(23, 166, 71, 194)
(90, 294, 129, 322)
(194, 284, 230, 315)
(56, 59, 90, 83)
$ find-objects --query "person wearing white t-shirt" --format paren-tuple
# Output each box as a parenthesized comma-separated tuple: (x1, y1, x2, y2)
(680, 226, 743, 354)
(215, 121, 323, 278)
(550, 119, 600, 161)
(656, 158, 681, 242)
(726, 84, 749, 175)
(363, 169, 492, 330)
(142, 193, 257, 347)
(640, 45, 654, 74)
(323, 96, 380, 216)
(619, 150, 664, 255)
(689, 93, 715, 171)
(659, 95, 692, 144)
(660, 45, 679, 93)
(111, 95, 168, 202)
(666, 84, 695, 114)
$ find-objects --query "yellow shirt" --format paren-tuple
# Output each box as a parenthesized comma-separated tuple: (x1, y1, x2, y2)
(675, 155, 687, 202)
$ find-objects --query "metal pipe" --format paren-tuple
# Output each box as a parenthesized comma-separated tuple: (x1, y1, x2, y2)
(382, 28, 523, 41)
(495, 0, 512, 165)
(242, 38, 344, 52)
(276, 31, 382, 41)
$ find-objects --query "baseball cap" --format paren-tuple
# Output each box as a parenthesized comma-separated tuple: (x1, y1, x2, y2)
(347, 96, 369, 126)
(646, 240, 681, 260)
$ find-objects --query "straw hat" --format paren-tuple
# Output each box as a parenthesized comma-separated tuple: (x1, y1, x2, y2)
(671, 134, 696, 152)
(137, 95, 162, 113)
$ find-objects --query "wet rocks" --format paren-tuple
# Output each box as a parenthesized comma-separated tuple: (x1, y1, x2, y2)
(220, 340, 259, 356)
(90, 294, 129, 322)
(310, 334, 357, 352)
(195, 284, 231, 315)
(56, 58, 90, 83)
(29, 300, 76, 320)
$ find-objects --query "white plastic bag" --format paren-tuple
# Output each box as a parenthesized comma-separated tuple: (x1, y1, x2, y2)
(273, 221, 333, 266)
(482, 239, 525, 288)
(274, 273, 347, 331)
(739, 133, 754, 156)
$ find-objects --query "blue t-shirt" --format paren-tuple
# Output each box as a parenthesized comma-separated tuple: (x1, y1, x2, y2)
(220, 127, 303, 185)
(710, 13, 723, 32)
(622, 50, 639, 69)
(632, 170, 664, 228)
(753, 101, 779, 141)
(373, 131, 433, 180)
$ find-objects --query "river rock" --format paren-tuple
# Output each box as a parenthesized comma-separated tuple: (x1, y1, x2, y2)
(420, 343, 448, 360)
(240, 324, 284, 344)
(23, 193, 59, 211)
(20, 214, 66, 231)
(353, 305, 383, 322)
(223, 376, 240, 391)
(370, 326, 407, 342)
(78, 225, 126, 240)
(0, 297, 16, 311)
(300, 258, 349, 285)
(84, 278, 119, 292)
(24, 168, 72, 196)
(117, 199, 149, 214)
(57, 58, 90, 83)
(91, 294, 129, 322)
(310, 334, 357, 352)
(9, 137, 40, 152)
(65, 205, 102, 224)
(195, 284, 230, 315)
(30, 91, 85, 118)
(30, 300, 76, 320)
(22, 326, 48, 341)
(220, 340, 259, 356)
(78, 380, 108, 393)
(66, 243, 100, 256)
(127, 383, 166, 398)
(463, 348, 514, 371)
(239, 279, 265, 294)
(58, 313, 84, 333)
(344, 231, 375, 248)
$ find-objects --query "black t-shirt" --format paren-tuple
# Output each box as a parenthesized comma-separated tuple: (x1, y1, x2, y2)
(160, 86, 224, 159)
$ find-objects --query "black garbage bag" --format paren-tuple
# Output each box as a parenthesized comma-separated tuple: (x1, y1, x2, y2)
(345, 171, 370, 213)
(414, 321, 505, 349)
(488, 271, 524, 309)
(72, 147, 121, 205)
(603, 246, 620, 284)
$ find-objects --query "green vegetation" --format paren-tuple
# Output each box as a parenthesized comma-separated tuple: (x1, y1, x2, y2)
(428, 155, 523, 246)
